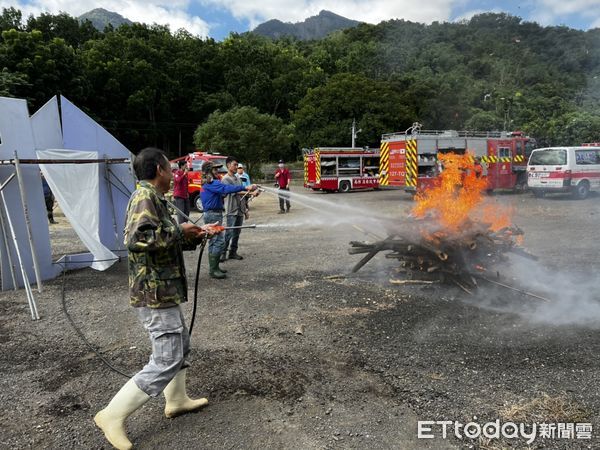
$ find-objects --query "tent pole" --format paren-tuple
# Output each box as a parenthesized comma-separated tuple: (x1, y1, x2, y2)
(14, 152, 43, 292)
(104, 156, 120, 250)
(0, 203, 18, 291)
(0, 182, 40, 319)
(0, 173, 18, 290)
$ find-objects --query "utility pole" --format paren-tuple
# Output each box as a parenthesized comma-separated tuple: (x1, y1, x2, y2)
(178, 129, 182, 156)
(351, 118, 361, 148)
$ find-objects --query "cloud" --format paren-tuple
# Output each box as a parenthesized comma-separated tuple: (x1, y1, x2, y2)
(535, 0, 600, 15)
(530, 0, 600, 27)
(199, 0, 456, 29)
(0, 0, 210, 37)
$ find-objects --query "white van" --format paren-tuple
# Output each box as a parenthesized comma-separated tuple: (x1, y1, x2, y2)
(527, 146, 600, 199)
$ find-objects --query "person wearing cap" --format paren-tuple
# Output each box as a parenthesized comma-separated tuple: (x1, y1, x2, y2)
(236, 163, 251, 187)
(274, 159, 291, 213)
(201, 161, 257, 278)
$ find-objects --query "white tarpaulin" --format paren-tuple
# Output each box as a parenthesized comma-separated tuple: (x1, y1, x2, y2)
(37, 149, 118, 270)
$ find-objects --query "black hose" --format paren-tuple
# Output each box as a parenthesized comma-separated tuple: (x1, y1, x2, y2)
(58, 240, 206, 378)
(189, 238, 207, 337)
(57, 175, 205, 375)
(58, 259, 132, 378)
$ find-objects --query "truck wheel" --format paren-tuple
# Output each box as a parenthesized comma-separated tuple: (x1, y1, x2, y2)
(533, 190, 545, 198)
(194, 195, 204, 212)
(572, 181, 590, 200)
(339, 181, 351, 193)
(189, 192, 200, 211)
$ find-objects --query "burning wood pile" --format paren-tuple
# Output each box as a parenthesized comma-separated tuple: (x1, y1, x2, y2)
(349, 153, 541, 297)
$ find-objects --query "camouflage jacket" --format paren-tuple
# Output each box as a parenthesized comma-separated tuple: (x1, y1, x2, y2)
(124, 181, 194, 308)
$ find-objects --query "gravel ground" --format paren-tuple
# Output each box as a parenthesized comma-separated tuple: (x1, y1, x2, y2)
(1, 185, 599, 449)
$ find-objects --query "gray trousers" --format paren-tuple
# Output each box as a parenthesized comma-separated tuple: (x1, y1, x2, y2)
(132, 305, 190, 397)
(174, 197, 190, 224)
(224, 214, 244, 253)
(278, 187, 290, 211)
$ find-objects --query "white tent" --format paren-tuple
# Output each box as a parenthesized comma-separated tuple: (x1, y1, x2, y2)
(0, 95, 135, 314)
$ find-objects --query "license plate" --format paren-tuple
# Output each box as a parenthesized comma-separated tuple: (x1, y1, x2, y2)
(529, 172, 549, 178)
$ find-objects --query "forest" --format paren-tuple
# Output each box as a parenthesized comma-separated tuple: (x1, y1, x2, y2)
(1, 7, 599, 167)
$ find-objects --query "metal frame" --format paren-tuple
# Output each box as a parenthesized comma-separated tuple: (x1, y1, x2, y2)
(0, 156, 131, 319)
(0, 173, 40, 320)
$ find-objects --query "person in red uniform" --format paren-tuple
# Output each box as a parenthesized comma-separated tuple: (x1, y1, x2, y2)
(274, 159, 291, 213)
(173, 160, 190, 224)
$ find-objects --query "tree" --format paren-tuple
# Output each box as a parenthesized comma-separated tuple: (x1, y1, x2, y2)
(194, 106, 293, 177)
(219, 34, 324, 119)
(292, 73, 414, 147)
(0, 7, 23, 32)
(541, 111, 600, 145)
(0, 29, 84, 108)
(0, 67, 28, 96)
(26, 12, 99, 47)
(465, 109, 503, 130)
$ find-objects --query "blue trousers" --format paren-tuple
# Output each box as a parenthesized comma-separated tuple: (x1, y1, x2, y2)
(203, 210, 224, 256)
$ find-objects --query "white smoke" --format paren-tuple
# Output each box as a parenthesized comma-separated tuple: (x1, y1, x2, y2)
(468, 254, 600, 328)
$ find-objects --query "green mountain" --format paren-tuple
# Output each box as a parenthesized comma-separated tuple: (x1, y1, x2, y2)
(253, 10, 361, 40)
(78, 8, 132, 31)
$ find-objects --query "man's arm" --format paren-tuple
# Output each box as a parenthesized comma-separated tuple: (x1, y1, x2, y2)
(203, 180, 246, 195)
(125, 195, 183, 252)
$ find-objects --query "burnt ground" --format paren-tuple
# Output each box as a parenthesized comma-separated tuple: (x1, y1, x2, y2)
(1, 186, 600, 449)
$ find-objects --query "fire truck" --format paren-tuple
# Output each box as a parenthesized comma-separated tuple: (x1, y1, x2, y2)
(170, 152, 228, 210)
(303, 147, 381, 192)
(378, 124, 537, 193)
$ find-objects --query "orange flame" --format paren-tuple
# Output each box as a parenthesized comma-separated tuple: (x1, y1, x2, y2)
(411, 152, 513, 236)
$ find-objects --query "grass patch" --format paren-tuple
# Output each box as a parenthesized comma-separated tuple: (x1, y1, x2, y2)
(500, 392, 589, 423)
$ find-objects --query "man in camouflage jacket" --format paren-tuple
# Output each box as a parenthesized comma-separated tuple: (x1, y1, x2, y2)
(95, 148, 217, 450)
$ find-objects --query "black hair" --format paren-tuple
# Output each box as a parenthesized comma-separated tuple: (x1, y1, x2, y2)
(225, 156, 238, 166)
(177, 160, 186, 168)
(133, 147, 169, 181)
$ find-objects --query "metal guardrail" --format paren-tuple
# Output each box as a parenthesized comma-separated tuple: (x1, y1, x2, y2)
(381, 130, 510, 140)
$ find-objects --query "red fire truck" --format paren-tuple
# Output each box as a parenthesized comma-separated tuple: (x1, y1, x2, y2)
(170, 152, 228, 210)
(303, 147, 381, 192)
(379, 124, 537, 193)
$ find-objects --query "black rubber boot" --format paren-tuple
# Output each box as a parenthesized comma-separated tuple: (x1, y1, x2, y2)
(228, 252, 243, 260)
(217, 253, 227, 273)
(208, 254, 227, 279)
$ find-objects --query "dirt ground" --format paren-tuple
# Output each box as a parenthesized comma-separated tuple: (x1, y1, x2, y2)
(1, 185, 600, 449)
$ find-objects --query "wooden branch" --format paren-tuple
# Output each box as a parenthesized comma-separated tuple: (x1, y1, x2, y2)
(389, 279, 439, 285)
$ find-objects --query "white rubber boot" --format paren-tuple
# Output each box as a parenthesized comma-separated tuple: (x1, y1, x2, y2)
(163, 369, 208, 418)
(94, 378, 151, 450)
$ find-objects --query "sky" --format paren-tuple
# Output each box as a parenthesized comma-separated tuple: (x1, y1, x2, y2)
(1, 0, 599, 40)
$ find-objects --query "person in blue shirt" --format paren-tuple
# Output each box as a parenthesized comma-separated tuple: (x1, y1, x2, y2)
(201, 161, 256, 278)
(236, 164, 251, 187)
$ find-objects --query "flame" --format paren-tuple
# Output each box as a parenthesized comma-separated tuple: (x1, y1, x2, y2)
(411, 152, 513, 236)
